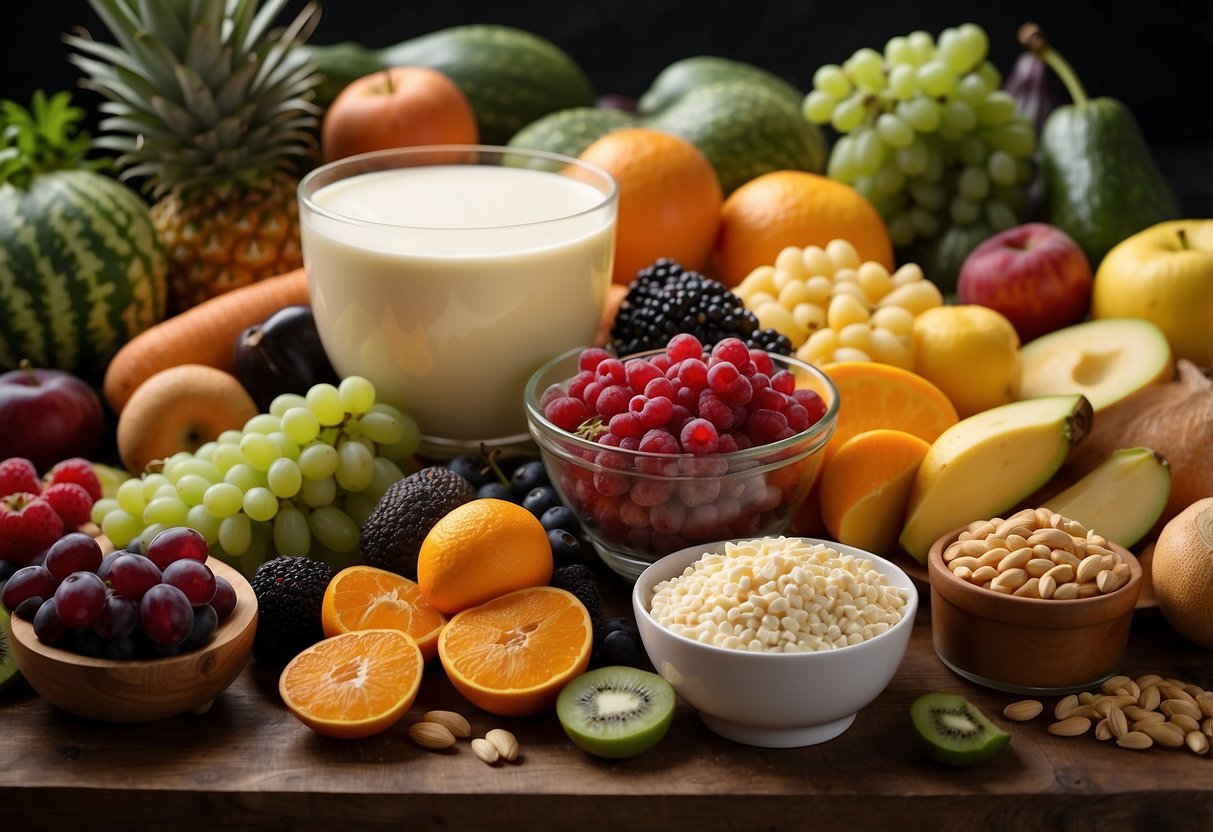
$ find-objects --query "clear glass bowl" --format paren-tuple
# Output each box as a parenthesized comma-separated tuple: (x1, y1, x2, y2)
(524, 348, 839, 580)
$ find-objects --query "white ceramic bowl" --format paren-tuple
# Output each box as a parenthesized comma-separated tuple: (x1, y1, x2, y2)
(632, 538, 918, 748)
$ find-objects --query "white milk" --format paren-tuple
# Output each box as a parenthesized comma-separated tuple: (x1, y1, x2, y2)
(301, 163, 615, 443)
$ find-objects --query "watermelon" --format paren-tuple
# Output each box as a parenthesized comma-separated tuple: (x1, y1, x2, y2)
(0, 168, 168, 383)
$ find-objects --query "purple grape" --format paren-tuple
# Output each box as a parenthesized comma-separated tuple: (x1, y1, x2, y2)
(209, 575, 237, 622)
(44, 533, 104, 582)
(144, 527, 209, 570)
(1, 564, 57, 610)
(102, 636, 139, 661)
(32, 598, 69, 645)
(53, 572, 107, 628)
(106, 553, 162, 601)
(92, 595, 139, 642)
(13, 595, 45, 621)
(139, 584, 194, 647)
(182, 604, 219, 651)
(161, 559, 216, 606)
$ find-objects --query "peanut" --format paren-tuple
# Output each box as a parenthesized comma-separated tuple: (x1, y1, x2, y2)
(422, 710, 472, 739)
(409, 722, 457, 750)
(1003, 700, 1044, 721)
(485, 728, 519, 762)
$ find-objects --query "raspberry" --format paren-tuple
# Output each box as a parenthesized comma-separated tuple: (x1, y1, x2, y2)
(43, 482, 94, 529)
(44, 458, 103, 502)
(0, 457, 41, 498)
(0, 492, 66, 564)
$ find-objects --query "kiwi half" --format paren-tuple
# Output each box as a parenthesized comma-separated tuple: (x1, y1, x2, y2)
(556, 666, 676, 759)
(910, 691, 1010, 765)
(0, 605, 21, 692)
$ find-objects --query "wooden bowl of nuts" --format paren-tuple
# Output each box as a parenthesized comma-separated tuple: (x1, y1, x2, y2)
(926, 508, 1142, 696)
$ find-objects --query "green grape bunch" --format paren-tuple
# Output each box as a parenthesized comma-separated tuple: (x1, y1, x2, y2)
(91, 377, 422, 577)
(803, 23, 1036, 249)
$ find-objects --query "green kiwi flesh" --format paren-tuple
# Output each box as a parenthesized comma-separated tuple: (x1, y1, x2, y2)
(910, 692, 1010, 765)
(556, 666, 676, 759)
(0, 605, 21, 693)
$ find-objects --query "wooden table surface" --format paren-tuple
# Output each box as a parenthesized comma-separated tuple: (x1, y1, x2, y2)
(3, 569, 1211, 832)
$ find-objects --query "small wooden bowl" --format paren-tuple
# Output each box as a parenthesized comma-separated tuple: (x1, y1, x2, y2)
(927, 529, 1142, 695)
(9, 557, 258, 723)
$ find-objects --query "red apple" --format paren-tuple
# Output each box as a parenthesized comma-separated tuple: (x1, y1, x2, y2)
(321, 66, 479, 163)
(0, 362, 105, 473)
(957, 223, 1093, 343)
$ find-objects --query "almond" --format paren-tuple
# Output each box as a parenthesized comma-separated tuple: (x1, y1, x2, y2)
(1003, 700, 1044, 722)
(1048, 716, 1092, 737)
(422, 709, 472, 738)
(471, 737, 501, 765)
(1116, 731, 1153, 750)
(485, 728, 519, 762)
(409, 721, 457, 750)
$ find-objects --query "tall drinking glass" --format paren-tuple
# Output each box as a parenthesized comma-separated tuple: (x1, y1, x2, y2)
(299, 145, 617, 457)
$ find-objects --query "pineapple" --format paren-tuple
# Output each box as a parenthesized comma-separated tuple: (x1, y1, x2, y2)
(67, 0, 321, 313)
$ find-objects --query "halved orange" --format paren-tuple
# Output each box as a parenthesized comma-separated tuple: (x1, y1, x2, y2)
(821, 361, 958, 468)
(321, 565, 448, 662)
(438, 586, 592, 717)
(279, 629, 423, 739)
(819, 429, 931, 556)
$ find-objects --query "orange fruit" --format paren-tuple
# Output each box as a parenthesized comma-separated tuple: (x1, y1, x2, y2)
(321, 565, 448, 662)
(438, 585, 592, 716)
(417, 498, 553, 615)
(278, 629, 423, 739)
(714, 170, 893, 287)
(1151, 497, 1213, 649)
(575, 127, 722, 285)
(819, 429, 931, 556)
(821, 361, 959, 469)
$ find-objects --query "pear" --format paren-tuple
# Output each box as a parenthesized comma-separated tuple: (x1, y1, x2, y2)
(899, 395, 1093, 562)
(1040, 447, 1171, 550)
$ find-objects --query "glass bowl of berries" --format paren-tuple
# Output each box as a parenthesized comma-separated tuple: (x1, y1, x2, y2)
(3, 527, 258, 722)
(525, 334, 839, 580)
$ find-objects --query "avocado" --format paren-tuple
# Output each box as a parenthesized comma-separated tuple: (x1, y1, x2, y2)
(1022, 23, 1180, 266)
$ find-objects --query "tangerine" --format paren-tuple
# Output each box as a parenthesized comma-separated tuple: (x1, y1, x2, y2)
(575, 127, 722, 285)
(438, 586, 592, 717)
(278, 629, 423, 739)
(714, 170, 893, 287)
(321, 565, 448, 662)
(417, 498, 553, 615)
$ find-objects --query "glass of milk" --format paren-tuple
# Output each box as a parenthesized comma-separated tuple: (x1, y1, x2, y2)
(299, 145, 617, 456)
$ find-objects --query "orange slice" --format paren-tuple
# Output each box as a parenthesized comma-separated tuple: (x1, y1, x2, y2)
(279, 629, 423, 739)
(821, 361, 958, 468)
(438, 586, 592, 717)
(819, 429, 931, 556)
(321, 565, 448, 662)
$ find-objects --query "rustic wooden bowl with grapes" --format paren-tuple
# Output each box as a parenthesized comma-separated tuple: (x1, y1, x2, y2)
(7, 529, 257, 723)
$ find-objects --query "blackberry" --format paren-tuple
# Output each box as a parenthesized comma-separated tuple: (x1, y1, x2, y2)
(549, 564, 607, 648)
(609, 258, 792, 357)
(250, 556, 334, 665)
(360, 466, 476, 580)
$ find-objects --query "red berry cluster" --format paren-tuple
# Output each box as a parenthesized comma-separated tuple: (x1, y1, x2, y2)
(537, 335, 829, 558)
(2, 527, 237, 661)
(541, 334, 827, 452)
(0, 457, 101, 564)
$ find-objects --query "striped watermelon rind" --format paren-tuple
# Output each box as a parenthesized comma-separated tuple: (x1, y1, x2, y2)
(0, 169, 168, 382)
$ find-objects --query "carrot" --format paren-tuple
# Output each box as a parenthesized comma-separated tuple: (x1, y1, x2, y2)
(103, 268, 309, 413)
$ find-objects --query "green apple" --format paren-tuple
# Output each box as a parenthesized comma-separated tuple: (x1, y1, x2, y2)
(1042, 446, 1171, 550)
(899, 395, 1093, 562)
(1015, 318, 1173, 412)
(1093, 220, 1213, 368)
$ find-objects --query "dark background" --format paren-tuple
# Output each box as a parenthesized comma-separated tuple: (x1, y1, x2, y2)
(6, 1, 1212, 214)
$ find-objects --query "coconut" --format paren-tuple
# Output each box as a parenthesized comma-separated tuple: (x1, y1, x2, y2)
(1152, 498, 1213, 649)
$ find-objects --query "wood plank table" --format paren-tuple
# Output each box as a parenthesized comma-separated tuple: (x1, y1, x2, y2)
(3, 570, 1211, 831)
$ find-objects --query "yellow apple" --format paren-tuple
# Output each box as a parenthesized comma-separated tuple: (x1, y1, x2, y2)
(1092, 220, 1213, 367)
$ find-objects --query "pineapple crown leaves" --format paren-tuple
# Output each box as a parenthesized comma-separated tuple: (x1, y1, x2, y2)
(0, 90, 109, 189)
(64, 0, 323, 199)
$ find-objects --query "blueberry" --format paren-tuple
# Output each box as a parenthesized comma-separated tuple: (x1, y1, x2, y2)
(604, 616, 640, 641)
(522, 485, 562, 517)
(548, 529, 584, 565)
(476, 481, 513, 501)
(509, 460, 550, 498)
(447, 455, 494, 488)
(540, 505, 581, 534)
(599, 628, 643, 668)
